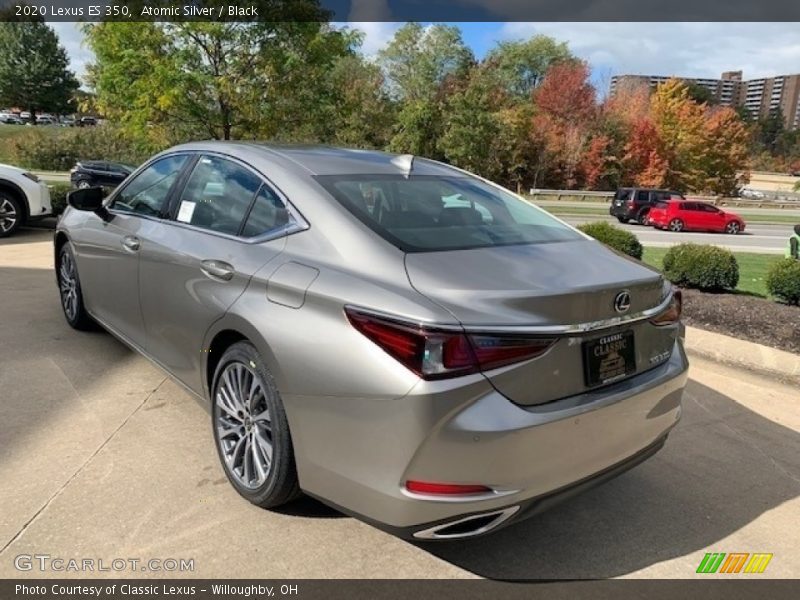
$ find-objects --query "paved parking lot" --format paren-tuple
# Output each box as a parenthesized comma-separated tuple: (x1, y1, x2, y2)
(1, 228, 799, 579)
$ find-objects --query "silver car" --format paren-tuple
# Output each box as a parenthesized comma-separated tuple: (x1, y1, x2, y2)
(55, 143, 688, 540)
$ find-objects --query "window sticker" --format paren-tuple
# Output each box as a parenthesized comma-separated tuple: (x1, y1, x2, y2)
(177, 200, 196, 223)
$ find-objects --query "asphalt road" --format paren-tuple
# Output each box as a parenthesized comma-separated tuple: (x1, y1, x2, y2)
(1, 229, 798, 579)
(562, 215, 792, 254)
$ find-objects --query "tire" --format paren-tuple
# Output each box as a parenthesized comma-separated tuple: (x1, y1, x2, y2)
(76, 179, 92, 189)
(636, 208, 650, 226)
(616, 216, 629, 224)
(668, 218, 684, 232)
(0, 192, 23, 238)
(725, 221, 741, 235)
(212, 341, 301, 509)
(57, 243, 95, 330)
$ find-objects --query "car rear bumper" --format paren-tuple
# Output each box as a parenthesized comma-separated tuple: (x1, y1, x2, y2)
(287, 339, 689, 539)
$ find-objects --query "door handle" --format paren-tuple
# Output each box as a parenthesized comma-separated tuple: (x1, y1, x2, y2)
(121, 235, 140, 252)
(201, 260, 235, 281)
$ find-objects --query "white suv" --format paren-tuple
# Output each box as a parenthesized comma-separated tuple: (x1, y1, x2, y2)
(0, 164, 52, 237)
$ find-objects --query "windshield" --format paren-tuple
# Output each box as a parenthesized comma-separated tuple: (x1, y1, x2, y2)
(316, 174, 582, 252)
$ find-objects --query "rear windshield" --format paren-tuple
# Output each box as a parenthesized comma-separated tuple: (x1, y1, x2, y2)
(614, 189, 632, 200)
(653, 201, 669, 209)
(315, 174, 582, 252)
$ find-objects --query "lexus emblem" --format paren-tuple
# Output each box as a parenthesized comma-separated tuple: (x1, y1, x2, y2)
(613, 290, 631, 314)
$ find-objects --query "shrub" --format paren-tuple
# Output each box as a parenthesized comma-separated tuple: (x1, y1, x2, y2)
(11, 126, 158, 171)
(766, 258, 800, 305)
(577, 221, 643, 259)
(662, 243, 739, 291)
(48, 183, 72, 216)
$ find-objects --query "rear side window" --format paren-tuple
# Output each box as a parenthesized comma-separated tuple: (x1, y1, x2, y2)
(112, 155, 188, 217)
(241, 186, 295, 237)
(614, 189, 632, 201)
(177, 156, 261, 236)
(316, 174, 582, 252)
(636, 190, 649, 202)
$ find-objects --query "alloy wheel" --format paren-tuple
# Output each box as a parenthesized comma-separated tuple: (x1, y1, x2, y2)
(58, 248, 79, 321)
(215, 362, 273, 490)
(726, 221, 740, 234)
(0, 198, 17, 234)
(669, 219, 683, 232)
(77, 180, 91, 189)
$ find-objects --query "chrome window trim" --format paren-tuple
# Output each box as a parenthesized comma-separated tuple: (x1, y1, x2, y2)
(345, 290, 676, 335)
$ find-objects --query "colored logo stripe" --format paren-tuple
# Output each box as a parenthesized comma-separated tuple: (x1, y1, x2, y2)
(744, 553, 773, 573)
(697, 553, 726, 573)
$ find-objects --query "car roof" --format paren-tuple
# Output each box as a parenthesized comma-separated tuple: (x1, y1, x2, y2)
(165, 141, 463, 177)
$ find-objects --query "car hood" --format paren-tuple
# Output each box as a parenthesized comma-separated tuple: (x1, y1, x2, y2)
(0, 163, 26, 176)
(404, 239, 666, 327)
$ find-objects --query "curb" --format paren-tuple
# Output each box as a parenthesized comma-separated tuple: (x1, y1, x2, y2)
(684, 325, 800, 385)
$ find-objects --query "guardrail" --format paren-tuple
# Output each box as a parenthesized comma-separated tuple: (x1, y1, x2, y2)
(32, 170, 70, 183)
(527, 189, 800, 210)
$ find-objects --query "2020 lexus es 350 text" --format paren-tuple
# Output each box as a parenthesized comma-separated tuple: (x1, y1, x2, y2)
(55, 143, 688, 540)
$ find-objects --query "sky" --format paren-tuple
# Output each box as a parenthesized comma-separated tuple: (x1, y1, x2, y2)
(51, 22, 800, 93)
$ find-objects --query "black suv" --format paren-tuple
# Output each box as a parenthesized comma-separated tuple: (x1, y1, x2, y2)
(70, 161, 135, 190)
(609, 188, 685, 225)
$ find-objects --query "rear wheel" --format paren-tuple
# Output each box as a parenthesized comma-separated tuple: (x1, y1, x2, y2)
(636, 208, 650, 226)
(668, 218, 684, 232)
(0, 193, 23, 238)
(725, 221, 741, 234)
(57, 243, 95, 330)
(616, 216, 629, 224)
(212, 341, 301, 509)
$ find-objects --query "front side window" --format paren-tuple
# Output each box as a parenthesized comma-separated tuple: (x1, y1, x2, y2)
(177, 156, 261, 236)
(111, 155, 188, 217)
(316, 174, 582, 252)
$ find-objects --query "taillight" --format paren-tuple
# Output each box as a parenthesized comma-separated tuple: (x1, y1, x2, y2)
(405, 481, 492, 496)
(345, 308, 554, 380)
(650, 290, 682, 326)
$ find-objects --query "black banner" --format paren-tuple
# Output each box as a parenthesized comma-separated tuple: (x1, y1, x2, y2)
(0, 0, 799, 22)
(3, 580, 800, 600)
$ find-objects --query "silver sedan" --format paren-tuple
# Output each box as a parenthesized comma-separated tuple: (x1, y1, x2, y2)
(55, 143, 688, 540)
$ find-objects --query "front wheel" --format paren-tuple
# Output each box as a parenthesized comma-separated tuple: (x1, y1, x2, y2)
(212, 342, 301, 509)
(668, 218, 684, 232)
(57, 243, 94, 330)
(0, 193, 23, 238)
(725, 221, 741, 235)
(76, 179, 92, 189)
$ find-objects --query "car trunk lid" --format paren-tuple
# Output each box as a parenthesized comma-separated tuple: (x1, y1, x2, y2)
(405, 239, 676, 405)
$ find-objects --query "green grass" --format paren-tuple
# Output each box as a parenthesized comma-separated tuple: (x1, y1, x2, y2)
(543, 204, 800, 225)
(642, 246, 781, 298)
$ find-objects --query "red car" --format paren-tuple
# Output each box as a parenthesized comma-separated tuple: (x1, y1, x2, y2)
(648, 200, 745, 234)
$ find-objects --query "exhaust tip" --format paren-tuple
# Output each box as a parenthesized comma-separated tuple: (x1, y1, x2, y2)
(413, 506, 520, 540)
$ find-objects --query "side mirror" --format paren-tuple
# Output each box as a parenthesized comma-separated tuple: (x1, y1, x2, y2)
(67, 187, 105, 212)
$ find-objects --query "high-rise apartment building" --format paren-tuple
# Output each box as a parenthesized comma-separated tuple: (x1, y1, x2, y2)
(610, 71, 800, 129)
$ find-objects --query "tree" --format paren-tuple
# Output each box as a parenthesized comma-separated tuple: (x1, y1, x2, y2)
(702, 107, 750, 195)
(439, 65, 503, 180)
(0, 20, 79, 120)
(685, 82, 717, 105)
(380, 23, 473, 157)
(531, 62, 597, 188)
(650, 79, 708, 191)
(379, 23, 473, 102)
(484, 35, 574, 99)
(84, 2, 353, 142)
